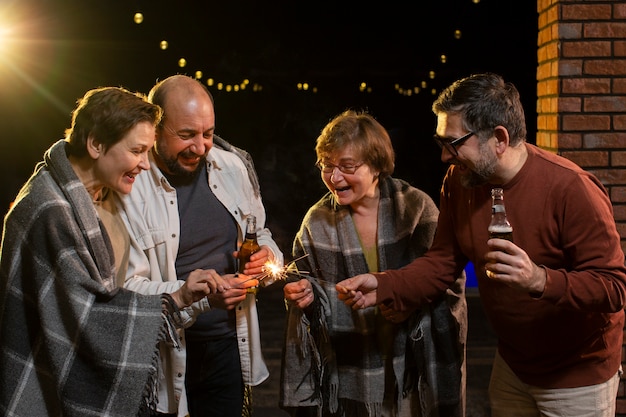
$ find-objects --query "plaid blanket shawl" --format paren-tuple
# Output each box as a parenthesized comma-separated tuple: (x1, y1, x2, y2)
(279, 177, 466, 417)
(0, 140, 166, 416)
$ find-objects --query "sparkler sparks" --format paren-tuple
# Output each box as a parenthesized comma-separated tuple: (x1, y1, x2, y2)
(239, 255, 311, 291)
(241, 254, 335, 294)
(253, 255, 310, 287)
(241, 255, 310, 294)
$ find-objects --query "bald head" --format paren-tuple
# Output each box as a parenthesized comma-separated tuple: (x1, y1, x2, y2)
(148, 75, 214, 116)
(148, 74, 216, 177)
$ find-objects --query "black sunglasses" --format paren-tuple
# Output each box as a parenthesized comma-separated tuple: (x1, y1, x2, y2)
(433, 131, 475, 156)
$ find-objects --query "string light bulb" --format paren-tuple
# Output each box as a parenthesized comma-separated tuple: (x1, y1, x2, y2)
(128, 4, 484, 97)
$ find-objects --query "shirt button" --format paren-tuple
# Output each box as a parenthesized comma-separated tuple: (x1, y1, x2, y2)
(213, 184, 218, 189)
(178, 372, 183, 377)
(242, 338, 246, 343)
(171, 234, 176, 238)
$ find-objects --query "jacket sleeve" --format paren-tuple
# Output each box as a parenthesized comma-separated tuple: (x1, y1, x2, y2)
(118, 193, 211, 327)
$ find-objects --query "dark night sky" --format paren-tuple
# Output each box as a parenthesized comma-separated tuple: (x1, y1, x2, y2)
(0, 0, 538, 253)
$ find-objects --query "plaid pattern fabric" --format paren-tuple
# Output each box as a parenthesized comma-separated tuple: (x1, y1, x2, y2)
(0, 140, 165, 416)
(280, 177, 466, 417)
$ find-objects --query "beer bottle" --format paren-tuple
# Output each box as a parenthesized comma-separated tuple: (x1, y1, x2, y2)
(238, 215, 261, 274)
(488, 188, 513, 242)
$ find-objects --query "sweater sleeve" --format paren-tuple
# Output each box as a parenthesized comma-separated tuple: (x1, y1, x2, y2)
(537, 172, 626, 312)
(374, 176, 467, 312)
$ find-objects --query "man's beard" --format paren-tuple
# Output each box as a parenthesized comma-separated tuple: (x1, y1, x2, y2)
(460, 143, 497, 188)
(157, 143, 206, 180)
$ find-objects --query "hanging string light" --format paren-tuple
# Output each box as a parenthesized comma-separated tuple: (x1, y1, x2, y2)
(128, 0, 480, 96)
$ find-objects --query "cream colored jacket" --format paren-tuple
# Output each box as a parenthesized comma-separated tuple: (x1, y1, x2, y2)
(119, 146, 283, 416)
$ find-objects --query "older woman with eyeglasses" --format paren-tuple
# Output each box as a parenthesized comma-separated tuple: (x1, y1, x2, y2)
(279, 109, 467, 417)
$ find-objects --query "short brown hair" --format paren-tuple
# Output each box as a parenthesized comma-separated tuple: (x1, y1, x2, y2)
(315, 110, 395, 180)
(65, 87, 162, 158)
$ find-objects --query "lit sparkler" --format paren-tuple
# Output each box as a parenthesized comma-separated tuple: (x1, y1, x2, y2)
(252, 254, 311, 287)
(241, 254, 337, 294)
(239, 255, 310, 292)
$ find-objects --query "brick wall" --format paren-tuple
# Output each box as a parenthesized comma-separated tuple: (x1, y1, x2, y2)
(536, 1, 626, 415)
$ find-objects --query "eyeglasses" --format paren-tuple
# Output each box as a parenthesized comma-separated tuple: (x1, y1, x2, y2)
(433, 131, 475, 156)
(316, 161, 364, 175)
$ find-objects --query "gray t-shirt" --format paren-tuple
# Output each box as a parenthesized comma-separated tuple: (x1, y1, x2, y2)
(167, 162, 239, 340)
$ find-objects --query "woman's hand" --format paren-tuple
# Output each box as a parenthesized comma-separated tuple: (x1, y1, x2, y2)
(171, 269, 228, 308)
(284, 278, 314, 309)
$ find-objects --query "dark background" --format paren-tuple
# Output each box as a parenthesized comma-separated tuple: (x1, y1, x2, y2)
(0, 0, 538, 258)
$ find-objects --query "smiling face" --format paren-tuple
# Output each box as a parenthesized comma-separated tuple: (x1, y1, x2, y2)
(320, 145, 379, 208)
(92, 121, 155, 195)
(436, 112, 497, 188)
(153, 86, 215, 178)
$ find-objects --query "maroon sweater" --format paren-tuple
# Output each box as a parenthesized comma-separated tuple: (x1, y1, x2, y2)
(375, 143, 626, 388)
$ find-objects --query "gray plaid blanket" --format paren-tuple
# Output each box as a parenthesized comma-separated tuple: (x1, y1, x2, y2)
(0, 140, 165, 416)
(280, 176, 466, 417)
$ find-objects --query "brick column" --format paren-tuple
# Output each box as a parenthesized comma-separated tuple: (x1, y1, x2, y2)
(537, 1, 626, 415)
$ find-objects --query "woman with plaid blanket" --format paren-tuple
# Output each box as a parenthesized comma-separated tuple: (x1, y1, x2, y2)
(0, 87, 226, 416)
(279, 110, 467, 417)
